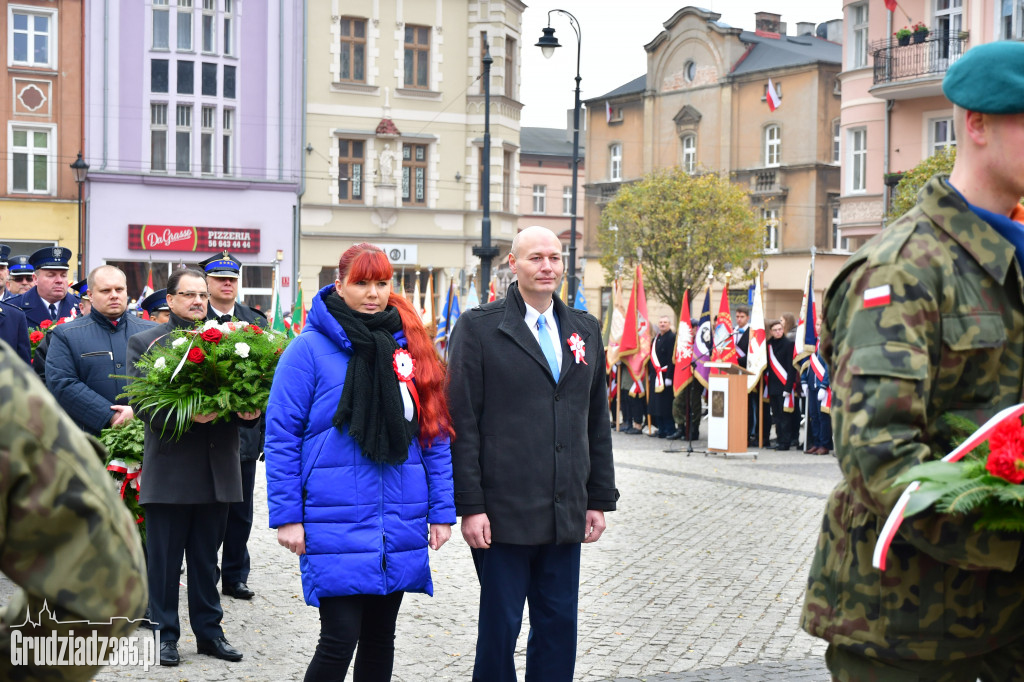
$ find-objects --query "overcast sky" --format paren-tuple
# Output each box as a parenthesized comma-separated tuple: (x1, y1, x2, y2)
(519, 1, 844, 129)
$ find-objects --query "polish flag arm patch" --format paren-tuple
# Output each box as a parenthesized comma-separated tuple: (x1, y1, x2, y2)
(863, 284, 892, 308)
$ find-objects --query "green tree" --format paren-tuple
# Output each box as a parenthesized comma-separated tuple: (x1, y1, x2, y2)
(597, 168, 762, 315)
(887, 146, 956, 220)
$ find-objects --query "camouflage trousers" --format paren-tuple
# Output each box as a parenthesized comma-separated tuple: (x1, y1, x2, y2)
(827, 644, 1024, 682)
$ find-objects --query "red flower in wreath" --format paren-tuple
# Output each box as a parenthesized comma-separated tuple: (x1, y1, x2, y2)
(201, 328, 223, 344)
(39, 319, 52, 330)
(29, 330, 45, 344)
(187, 347, 206, 364)
(986, 420, 1024, 483)
(247, 325, 263, 334)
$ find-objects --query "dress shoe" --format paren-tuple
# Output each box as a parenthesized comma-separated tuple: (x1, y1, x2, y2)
(815, 446, 831, 455)
(223, 581, 255, 600)
(804, 446, 819, 454)
(197, 637, 243, 662)
(159, 642, 180, 667)
(666, 429, 684, 440)
(656, 431, 669, 438)
(775, 444, 790, 451)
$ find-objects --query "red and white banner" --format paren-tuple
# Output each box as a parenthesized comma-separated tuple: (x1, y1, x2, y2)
(673, 290, 694, 396)
(767, 78, 781, 111)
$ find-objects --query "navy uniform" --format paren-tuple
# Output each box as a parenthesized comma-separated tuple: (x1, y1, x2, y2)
(0, 244, 10, 302)
(0, 300, 30, 365)
(5, 247, 79, 328)
(140, 289, 171, 324)
(199, 252, 267, 601)
(71, 280, 91, 317)
(6, 255, 35, 299)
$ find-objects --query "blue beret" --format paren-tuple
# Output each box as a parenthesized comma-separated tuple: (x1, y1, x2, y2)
(198, 251, 241, 278)
(0, 244, 9, 266)
(140, 288, 170, 313)
(943, 41, 1024, 114)
(9, 255, 34, 275)
(29, 246, 72, 270)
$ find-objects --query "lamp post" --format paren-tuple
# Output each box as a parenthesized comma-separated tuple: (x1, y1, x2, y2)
(536, 9, 582, 307)
(472, 37, 499, 296)
(70, 152, 89, 279)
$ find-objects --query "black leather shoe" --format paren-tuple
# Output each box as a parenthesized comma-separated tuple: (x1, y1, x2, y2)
(223, 581, 255, 600)
(775, 444, 790, 451)
(666, 429, 684, 440)
(160, 642, 180, 666)
(197, 637, 243, 662)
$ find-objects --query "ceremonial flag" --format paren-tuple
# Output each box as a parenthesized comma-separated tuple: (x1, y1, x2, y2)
(487, 279, 497, 302)
(711, 284, 737, 364)
(397, 272, 406, 301)
(434, 281, 460, 354)
(422, 273, 435, 327)
(673, 290, 694, 396)
(140, 263, 155, 301)
(413, 272, 423, 318)
(767, 78, 781, 112)
(271, 287, 287, 334)
(573, 281, 587, 311)
(885, 0, 898, 12)
(606, 101, 613, 123)
(293, 279, 306, 333)
(558, 276, 568, 304)
(793, 269, 817, 369)
(618, 264, 651, 395)
(746, 273, 768, 392)
(693, 284, 713, 388)
(465, 278, 480, 309)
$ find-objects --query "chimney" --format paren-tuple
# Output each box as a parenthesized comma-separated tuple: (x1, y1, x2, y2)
(755, 12, 782, 35)
(796, 22, 815, 36)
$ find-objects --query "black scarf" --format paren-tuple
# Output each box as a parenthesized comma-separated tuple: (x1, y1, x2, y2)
(324, 292, 415, 465)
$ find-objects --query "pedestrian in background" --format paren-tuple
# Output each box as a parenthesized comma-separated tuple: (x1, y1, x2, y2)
(447, 225, 618, 681)
(648, 314, 676, 438)
(766, 319, 795, 450)
(802, 41, 1024, 679)
(266, 243, 454, 682)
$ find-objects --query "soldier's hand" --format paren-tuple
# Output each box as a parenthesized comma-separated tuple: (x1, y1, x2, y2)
(193, 412, 219, 424)
(429, 523, 452, 550)
(236, 410, 262, 420)
(278, 522, 305, 556)
(583, 509, 606, 543)
(461, 513, 491, 549)
(109, 405, 134, 427)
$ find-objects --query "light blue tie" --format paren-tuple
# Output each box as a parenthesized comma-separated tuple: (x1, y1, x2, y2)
(536, 315, 560, 379)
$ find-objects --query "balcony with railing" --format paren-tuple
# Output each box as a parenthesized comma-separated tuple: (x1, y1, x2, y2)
(870, 32, 968, 99)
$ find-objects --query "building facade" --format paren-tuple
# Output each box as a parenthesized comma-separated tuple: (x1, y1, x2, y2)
(838, 0, 1005, 243)
(1, 0, 85, 270)
(301, 0, 525, 310)
(83, 0, 304, 312)
(584, 8, 844, 320)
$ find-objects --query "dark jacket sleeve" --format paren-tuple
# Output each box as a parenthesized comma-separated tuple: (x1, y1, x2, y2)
(583, 319, 617, 511)
(446, 314, 487, 516)
(45, 327, 117, 433)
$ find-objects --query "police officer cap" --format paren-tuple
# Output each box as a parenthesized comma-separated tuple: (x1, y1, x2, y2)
(0, 245, 9, 267)
(29, 246, 73, 270)
(71, 280, 89, 299)
(943, 41, 1024, 114)
(9, 255, 34, 275)
(140, 288, 170, 314)
(198, 251, 241, 278)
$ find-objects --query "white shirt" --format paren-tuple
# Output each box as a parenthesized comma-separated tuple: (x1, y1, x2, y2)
(523, 300, 562, 374)
(210, 304, 235, 319)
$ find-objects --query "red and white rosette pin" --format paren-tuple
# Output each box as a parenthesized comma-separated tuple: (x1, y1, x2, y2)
(393, 348, 421, 421)
(567, 333, 588, 365)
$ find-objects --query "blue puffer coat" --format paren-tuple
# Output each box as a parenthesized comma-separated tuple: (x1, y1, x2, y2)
(264, 284, 455, 607)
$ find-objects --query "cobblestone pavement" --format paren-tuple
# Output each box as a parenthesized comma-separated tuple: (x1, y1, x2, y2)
(6, 429, 842, 681)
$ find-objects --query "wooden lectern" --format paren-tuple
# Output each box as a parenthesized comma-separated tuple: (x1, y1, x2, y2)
(705, 362, 754, 457)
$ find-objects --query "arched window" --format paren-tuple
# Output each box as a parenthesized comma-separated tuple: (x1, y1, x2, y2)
(764, 125, 781, 167)
(681, 134, 696, 174)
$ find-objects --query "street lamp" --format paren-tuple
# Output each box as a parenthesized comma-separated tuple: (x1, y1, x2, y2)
(472, 36, 499, 295)
(536, 9, 582, 306)
(70, 152, 89, 279)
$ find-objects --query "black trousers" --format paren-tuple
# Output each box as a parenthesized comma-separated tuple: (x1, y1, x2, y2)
(145, 502, 229, 643)
(221, 459, 257, 585)
(768, 394, 794, 446)
(304, 592, 405, 682)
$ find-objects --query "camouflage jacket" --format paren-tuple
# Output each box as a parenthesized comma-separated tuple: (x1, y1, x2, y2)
(0, 340, 148, 680)
(801, 175, 1024, 661)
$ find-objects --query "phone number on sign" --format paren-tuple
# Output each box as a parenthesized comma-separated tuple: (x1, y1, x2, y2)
(208, 240, 251, 249)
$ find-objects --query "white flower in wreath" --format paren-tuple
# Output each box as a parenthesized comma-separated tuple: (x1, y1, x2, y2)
(154, 357, 167, 370)
(234, 342, 251, 358)
(203, 319, 220, 331)
(171, 337, 187, 348)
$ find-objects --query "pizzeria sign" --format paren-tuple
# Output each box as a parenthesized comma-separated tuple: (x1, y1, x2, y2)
(128, 224, 261, 254)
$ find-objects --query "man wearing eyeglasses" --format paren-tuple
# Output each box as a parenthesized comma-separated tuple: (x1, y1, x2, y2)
(198, 251, 268, 603)
(126, 267, 260, 668)
(6, 255, 36, 298)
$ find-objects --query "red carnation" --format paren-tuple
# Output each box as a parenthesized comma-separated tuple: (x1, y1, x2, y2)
(989, 419, 1024, 460)
(247, 325, 263, 335)
(187, 347, 206, 364)
(29, 331, 45, 344)
(39, 320, 52, 330)
(986, 450, 1024, 484)
(201, 328, 223, 344)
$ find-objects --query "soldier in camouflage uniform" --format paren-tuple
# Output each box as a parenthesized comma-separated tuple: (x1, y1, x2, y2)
(0, 338, 148, 681)
(801, 42, 1024, 680)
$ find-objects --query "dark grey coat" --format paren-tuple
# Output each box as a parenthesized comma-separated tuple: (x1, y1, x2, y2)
(127, 314, 257, 505)
(447, 283, 618, 545)
(45, 310, 156, 434)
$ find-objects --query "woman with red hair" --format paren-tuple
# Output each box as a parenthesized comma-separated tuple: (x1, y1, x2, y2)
(264, 243, 454, 681)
